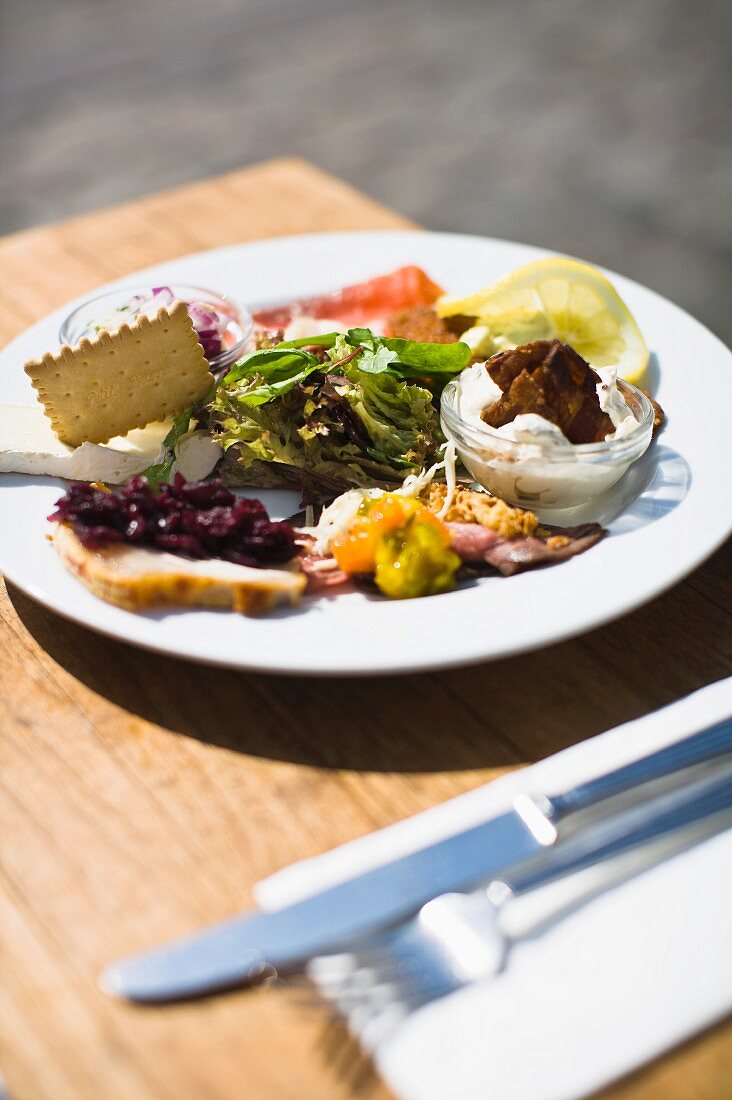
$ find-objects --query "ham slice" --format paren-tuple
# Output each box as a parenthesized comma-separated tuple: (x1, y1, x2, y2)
(295, 518, 606, 593)
(447, 521, 606, 576)
(446, 522, 504, 560)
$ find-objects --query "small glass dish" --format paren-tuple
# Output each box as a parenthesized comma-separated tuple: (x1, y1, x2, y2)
(59, 284, 254, 376)
(441, 377, 655, 520)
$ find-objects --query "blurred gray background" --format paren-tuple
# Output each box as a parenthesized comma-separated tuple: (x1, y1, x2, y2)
(1, 0, 730, 342)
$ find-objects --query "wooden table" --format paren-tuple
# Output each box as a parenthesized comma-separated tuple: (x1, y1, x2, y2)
(0, 159, 730, 1100)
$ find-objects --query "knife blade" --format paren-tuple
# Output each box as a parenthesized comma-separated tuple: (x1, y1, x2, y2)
(101, 714, 731, 1002)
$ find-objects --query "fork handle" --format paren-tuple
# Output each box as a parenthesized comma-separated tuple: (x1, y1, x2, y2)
(548, 715, 732, 820)
(506, 770, 732, 897)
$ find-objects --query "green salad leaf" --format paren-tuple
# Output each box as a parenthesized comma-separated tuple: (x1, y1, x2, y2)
(228, 362, 328, 409)
(356, 345, 400, 375)
(222, 346, 318, 386)
(378, 336, 472, 375)
(278, 332, 340, 350)
(205, 327, 470, 493)
(146, 327, 471, 494)
(142, 407, 198, 488)
(342, 329, 471, 377)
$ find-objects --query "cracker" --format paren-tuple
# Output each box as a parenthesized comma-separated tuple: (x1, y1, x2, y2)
(24, 301, 215, 447)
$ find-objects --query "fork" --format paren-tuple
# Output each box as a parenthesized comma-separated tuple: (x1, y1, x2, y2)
(308, 769, 732, 1047)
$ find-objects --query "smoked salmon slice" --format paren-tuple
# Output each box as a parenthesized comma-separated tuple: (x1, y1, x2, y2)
(252, 265, 444, 329)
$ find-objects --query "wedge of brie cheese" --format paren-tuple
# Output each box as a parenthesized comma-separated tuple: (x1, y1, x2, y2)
(0, 404, 168, 483)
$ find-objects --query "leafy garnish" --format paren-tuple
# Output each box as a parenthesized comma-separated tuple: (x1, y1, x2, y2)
(342, 329, 471, 378)
(145, 327, 471, 494)
(231, 362, 328, 408)
(143, 406, 195, 488)
(379, 337, 471, 376)
(345, 328, 378, 350)
(278, 332, 340, 350)
(358, 345, 400, 374)
(223, 346, 318, 386)
(222, 327, 470, 394)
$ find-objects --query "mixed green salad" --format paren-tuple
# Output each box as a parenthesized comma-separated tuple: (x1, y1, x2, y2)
(148, 329, 471, 494)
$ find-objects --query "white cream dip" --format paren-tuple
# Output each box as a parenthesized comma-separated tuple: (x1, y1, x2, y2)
(447, 362, 650, 519)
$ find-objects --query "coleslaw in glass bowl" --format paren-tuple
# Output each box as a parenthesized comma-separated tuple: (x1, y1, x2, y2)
(59, 284, 253, 376)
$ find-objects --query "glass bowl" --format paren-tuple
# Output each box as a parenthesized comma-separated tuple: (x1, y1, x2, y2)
(441, 376, 655, 520)
(59, 284, 254, 376)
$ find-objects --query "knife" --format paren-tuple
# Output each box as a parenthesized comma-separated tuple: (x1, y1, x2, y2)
(101, 715, 731, 1002)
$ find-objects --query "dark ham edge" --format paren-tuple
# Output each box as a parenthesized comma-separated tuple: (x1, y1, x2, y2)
(448, 521, 607, 577)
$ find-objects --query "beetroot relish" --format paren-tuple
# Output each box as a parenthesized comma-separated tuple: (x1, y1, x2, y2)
(49, 475, 297, 566)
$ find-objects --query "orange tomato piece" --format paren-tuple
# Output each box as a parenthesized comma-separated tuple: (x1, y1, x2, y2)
(331, 494, 450, 574)
(331, 529, 376, 574)
(332, 496, 407, 573)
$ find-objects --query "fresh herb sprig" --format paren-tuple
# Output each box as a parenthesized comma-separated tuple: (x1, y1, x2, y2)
(344, 329, 471, 377)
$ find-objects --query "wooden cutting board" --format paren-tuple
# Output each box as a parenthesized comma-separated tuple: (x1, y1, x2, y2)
(0, 158, 730, 1100)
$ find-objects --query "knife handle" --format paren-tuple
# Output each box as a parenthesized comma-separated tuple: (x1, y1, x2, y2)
(507, 770, 732, 897)
(548, 715, 732, 820)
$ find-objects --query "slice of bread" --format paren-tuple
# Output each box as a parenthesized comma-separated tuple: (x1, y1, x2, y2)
(54, 524, 306, 615)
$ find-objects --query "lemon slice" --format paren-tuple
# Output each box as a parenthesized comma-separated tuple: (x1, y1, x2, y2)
(437, 257, 649, 384)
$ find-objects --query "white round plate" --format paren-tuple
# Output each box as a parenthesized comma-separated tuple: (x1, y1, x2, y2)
(1, 231, 730, 675)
